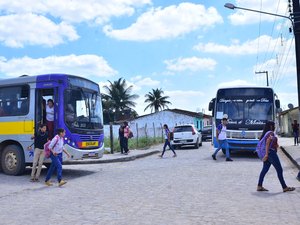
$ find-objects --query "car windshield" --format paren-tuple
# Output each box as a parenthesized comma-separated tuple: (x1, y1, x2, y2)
(174, 126, 193, 132)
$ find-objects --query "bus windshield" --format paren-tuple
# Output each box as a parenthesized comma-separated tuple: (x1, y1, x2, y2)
(64, 88, 103, 131)
(216, 88, 274, 129)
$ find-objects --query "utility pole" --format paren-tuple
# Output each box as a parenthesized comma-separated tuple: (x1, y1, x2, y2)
(292, 0, 300, 116)
(255, 71, 269, 86)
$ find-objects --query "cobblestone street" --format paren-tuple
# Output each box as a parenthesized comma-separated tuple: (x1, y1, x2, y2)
(1, 142, 300, 225)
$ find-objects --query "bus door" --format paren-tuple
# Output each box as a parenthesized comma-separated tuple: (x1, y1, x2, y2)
(35, 88, 58, 138)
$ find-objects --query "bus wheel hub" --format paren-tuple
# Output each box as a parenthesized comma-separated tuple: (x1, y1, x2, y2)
(5, 152, 17, 170)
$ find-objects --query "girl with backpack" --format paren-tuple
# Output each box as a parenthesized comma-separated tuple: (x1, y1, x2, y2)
(159, 124, 176, 158)
(45, 128, 71, 187)
(257, 121, 295, 192)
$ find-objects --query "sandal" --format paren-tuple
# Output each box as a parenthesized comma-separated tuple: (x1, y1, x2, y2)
(257, 186, 269, 191)
(283, 187, 295, 192)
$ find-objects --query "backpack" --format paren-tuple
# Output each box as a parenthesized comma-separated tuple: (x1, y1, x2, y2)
(44, 136, 59, 158)
(128, 130, 133, 139)
(256, 131, 274, 160)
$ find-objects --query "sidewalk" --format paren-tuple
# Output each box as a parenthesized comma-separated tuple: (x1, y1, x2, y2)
(64, 144, 163, 165)
(279, 137, 300, 170)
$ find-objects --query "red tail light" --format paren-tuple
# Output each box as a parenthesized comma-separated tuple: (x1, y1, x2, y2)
(192, 127, 196, 135)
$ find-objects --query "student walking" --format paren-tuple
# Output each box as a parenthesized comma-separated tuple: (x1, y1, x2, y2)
(30, 124, 48, 182)
(159, 124, 176, 158)
(291, 120, 299, 145)
(212, 114, 233, 161)
(118, 123, 125, 154)
(257, 121, 295, 192)
(45, 128, 71, 187)
(123, 121, 131, 155)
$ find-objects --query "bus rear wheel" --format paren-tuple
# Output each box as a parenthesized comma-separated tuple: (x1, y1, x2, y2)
(1, 145, 25, 175)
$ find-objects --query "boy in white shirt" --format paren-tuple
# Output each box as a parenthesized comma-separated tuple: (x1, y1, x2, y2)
(212, 114, 233, 161)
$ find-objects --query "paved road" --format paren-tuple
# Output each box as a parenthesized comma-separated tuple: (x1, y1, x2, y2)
(1, 142, 300, 225)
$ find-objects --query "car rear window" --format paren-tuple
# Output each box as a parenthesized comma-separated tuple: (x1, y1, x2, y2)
(174, 126, 193, 132)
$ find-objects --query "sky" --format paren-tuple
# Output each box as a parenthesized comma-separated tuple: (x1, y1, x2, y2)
(0, 0, 297, 116)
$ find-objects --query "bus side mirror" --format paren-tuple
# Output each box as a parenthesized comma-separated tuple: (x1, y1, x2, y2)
(208, 98, 215, 111)
(275, 99, 280, 108)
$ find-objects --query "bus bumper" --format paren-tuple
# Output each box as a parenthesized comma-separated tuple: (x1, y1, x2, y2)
(213, 137, 258, 151)
(63, 143, 104, 161)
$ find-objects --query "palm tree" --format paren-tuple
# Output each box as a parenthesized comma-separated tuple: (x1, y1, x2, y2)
(102, 78, 139, 122)
(144, 88, 171, 113)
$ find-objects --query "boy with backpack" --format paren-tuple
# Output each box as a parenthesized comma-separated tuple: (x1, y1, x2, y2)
(212, 114, 233, 161)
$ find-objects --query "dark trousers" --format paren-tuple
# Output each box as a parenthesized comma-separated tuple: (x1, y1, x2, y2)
(258, 150, 287, 189)
(293, 131, 299, 145)
(119, 137, 125, 154)
(161, 139, 176, 156)
(47, 120, 54, 139)
(123, 138, 129, 153)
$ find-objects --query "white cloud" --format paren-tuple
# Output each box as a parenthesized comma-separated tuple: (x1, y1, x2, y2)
(217, 79, 255, 88)
(276, 91, 298, 110)
(227, 0, 289, 25)
(130, 76, 160, 91)
(0, 0, 151, 47)
(0, 13, 79, 47)
(164, 57, 216, 72)
(194, 35, 285, 55)
(0, 0, 152, 24)
(0, 54, 117, 79)
(103, 3, 223, 41)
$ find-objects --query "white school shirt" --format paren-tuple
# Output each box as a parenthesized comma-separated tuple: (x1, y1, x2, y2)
(46, 105, 54, 121)
(218, 125, 227, 140)
(49, 135, 64, 154)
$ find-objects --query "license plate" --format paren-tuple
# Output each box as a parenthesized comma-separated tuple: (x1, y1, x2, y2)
(80, 141, 99, 148)
(180, 140, 186, 143)
(88, 152, 97, 157)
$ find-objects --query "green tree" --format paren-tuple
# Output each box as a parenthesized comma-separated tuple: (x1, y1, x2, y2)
(144, 88, 171, 113)
(102, 78, 139, 123)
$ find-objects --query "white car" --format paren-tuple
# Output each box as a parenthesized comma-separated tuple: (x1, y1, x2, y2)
(171, 124, 202, 149)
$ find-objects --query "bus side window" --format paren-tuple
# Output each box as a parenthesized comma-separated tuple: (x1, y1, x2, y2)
(20, 99, 29, 114)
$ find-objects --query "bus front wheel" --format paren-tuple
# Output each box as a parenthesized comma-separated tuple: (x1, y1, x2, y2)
(1, 145, 25, 175)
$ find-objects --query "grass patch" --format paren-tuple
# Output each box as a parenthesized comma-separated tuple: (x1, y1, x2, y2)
(104, 136, 164, 153)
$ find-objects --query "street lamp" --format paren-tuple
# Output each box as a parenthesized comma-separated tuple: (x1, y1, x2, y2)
(225, 2, 300, 121)
(224, 3, 293, 23)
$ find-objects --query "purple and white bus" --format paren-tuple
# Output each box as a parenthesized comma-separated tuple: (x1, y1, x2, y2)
(0, 74, 104, 175)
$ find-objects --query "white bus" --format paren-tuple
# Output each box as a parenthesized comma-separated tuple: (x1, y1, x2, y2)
(208, 87, 280, 152)
(0, 74, 104, 175)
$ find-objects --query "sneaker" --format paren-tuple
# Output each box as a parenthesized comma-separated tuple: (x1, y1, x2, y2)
(296, 176, 300, 182)
(158, 155, 162, 158)
(58, 180, 67, 187)
(30, 178, 35, 182)
(45, 181, 53, 186)
(173, 154, 177, 157)
(34, 178, 40, 182)
(226, 158, 233, 161)
(212, 154, 216, 160)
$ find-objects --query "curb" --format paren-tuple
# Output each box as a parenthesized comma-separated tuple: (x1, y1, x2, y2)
(63, 150, 160, 165)
(280, 146, 300, 170)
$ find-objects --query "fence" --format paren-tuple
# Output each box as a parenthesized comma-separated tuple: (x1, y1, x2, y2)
(103, 122, 165, 153)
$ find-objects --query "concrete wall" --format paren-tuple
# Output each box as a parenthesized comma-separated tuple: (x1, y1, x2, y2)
(104, 110, 207, 139)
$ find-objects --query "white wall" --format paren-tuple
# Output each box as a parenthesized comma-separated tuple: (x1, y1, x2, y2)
(104, 110, 199, 139)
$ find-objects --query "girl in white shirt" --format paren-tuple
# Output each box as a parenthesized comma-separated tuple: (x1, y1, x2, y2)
(45, 128, 70, 187)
